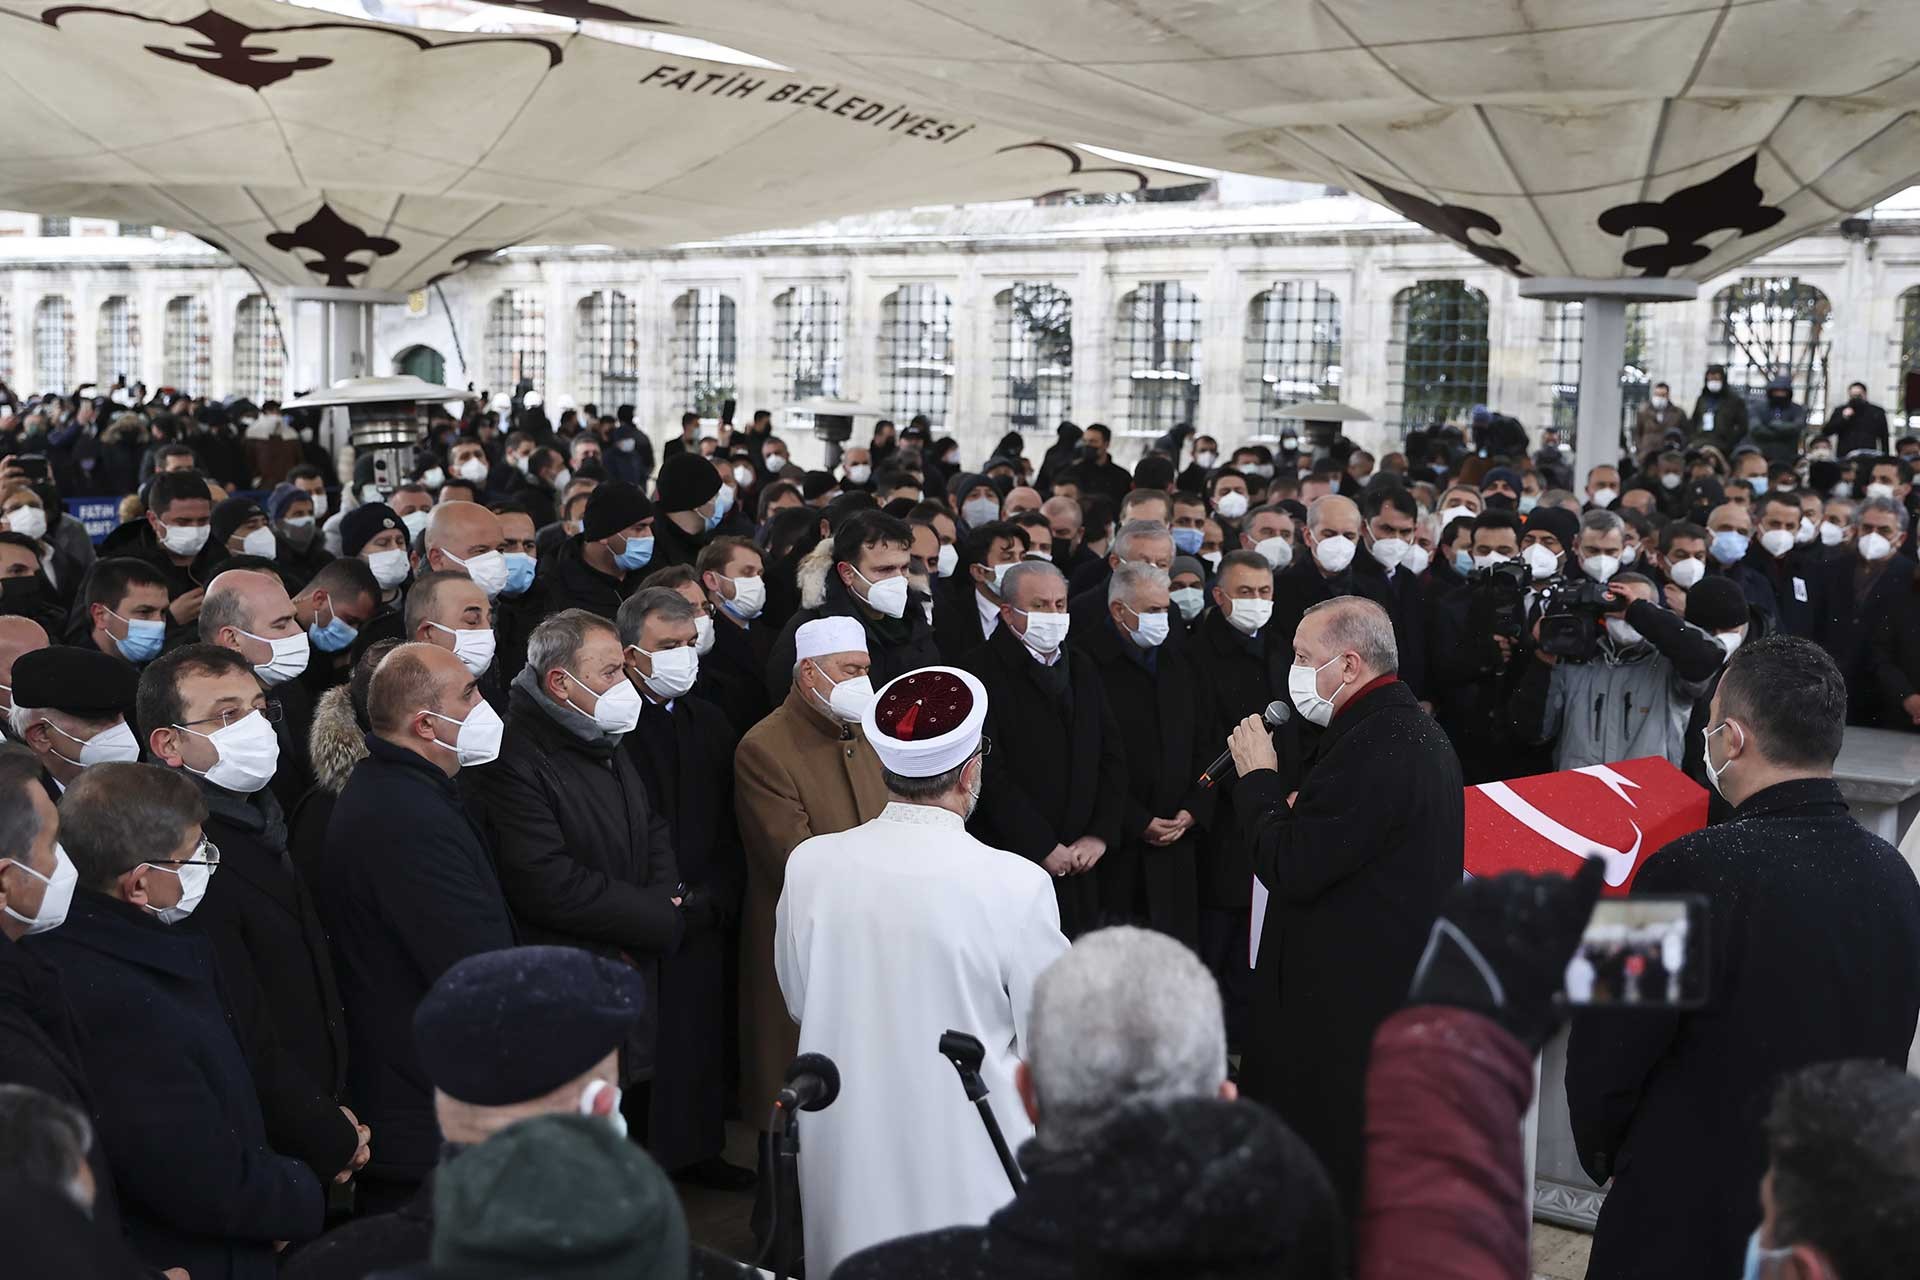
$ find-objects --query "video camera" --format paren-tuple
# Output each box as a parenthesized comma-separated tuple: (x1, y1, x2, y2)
(1467, 558, 1531, 642)
(1536, 576, 1614, 662)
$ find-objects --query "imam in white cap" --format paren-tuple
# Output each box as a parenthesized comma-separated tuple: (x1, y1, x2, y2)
(861, 666, 989, 777)
(795, 616, 868, 663)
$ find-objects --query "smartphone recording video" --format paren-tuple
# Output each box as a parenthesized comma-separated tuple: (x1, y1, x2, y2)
(1564, 896, 1708, 1009)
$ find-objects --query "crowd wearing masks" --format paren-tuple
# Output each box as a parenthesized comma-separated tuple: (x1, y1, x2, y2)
(0, 381, 1914, 1280)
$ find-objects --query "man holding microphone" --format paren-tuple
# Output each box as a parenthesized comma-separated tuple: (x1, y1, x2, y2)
(1226, 595, 1465, 1214)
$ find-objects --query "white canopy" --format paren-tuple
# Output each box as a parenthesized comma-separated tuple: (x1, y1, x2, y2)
(6, 0, 1919, 285)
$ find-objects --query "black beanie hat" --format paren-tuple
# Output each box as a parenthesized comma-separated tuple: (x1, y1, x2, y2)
(1524, 505, 1580, 552)
(581, 481, 653, 542)
(654, 453, 723, 514)
(1685, 575, 1750, 633)
(341, 503, 401, 557)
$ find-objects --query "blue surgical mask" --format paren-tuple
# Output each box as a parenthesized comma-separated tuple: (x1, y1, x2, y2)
(612, 535, 655, 572)
(1711, 530, 1752, 565)
(1741, 1228, 1790, 1280)
(1453, 549, 1474, 576)
(307, 599, 358, 653)
(1749, 476, 1769, 497)
(1171, 527, 1204, 555)
(705, 484, 735, 532)
(107, 608, 166, 663)
(1519, 494, 1539, 514)
(502, 551, 536, 596)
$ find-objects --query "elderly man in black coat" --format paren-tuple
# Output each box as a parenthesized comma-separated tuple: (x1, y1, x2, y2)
(961, 560, 1126, 938)
(1567, 635, 1920, 1280)
(471, 608, 682, 1136)
(313, 642, 516, 1212)
(31, 763, 326, 1279)
(1070, 562, 1211, 946)
(1228, 595, 1464, 1215)
(616, 588, 750, 1188)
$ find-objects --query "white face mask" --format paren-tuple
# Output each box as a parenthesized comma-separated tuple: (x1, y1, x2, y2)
(1660, 472, 1682, 490)
(1213, 491, 1249, 519)
(554, 468, 573, 490)
(1716, 628, 1746, 656)
(1126, 608, 1170, 649)
(1254, 535, 1292, 570)
(1288, 654, 1342, 727)
(238, 627, 311, 686)
(844, 464, 871, 484)
(1758, 528, 1797, 558)
(1606, 617, 1644, 648)
(1438, 504, 1477, 529)
(1706, 379, 1725, 393)
(3, 842, 77, 935)
(936, 543, 959, 578)
(457, 457, 489, 484)
(1794, 517, 1817, 546)
(693, 613, 716, 656)
(962, 496, 1001, 527)
(400, 510, 431, 540)
(1650, 395, 1669, 409)
(766, 454, 788, 472)
(367, 547, 411, 589)
(563, 669, 644, 733)
(1866, 483, 1896, 501)
(427, 621, 496, 676)
(1590, 488, 1619, 509)
(1668, 556, 1707, 589)
(1580, 554, 1621, 584)
(49, 718, 139, 769)
(1620, 544, 1639, 565)
(1819, 521, 1846, 547)
(578, 1078, 628, 1140)
(424, 701, 504, 768)
(1523, 543, 1560, 580)
(722, 575, 766, 620)
(144, 854, 212, 925)
(1200, 550, 1223, 573)
(157, 519, 210, 557)
(628, 645, 699, 701)
(240, 526, 277, 558)
(1472, 551, 1511, 570)
(851, 566, 909, 619)
(444, 548, 509, 598)
(6, 507, 47, 541)
(1014, 608, 1071, 655)
(1171, 587, 1204, 620)
(1312, 533, 1357, 573)
(419, 468, 445, 490)
(178, 710, 281, 794)
(1194, 451, 1218, 469)
(310, 490, 330, 518)
(811, 665, 875, 724)
(733, 464, 757, 489)
(1858, 531, 1894, 562)
(1702, 721, 1740, 796)
(1226, 597, 1272, 635)
(1368, 537, 1409, 571)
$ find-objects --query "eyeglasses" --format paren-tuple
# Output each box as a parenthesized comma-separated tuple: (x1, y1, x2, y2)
(175, 703, 281, 731)
(147, 837, 220, 869)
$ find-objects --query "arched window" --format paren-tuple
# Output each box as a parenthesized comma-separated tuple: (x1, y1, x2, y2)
(1710, 277, 1833, 419)
(574, 290, 638, 409)
(671, 288, 737, 418)
(1895, 286, 1920, 427)
(1388, 280, 1489, 431)
(878, 284, 953, 425)
(162, 296, 210, 396)
(1539, 302, 1655, 445)
(233, 295, 285, 402)
(772, 286, 844, 401)
(1244, 283, 1340, 438)
(1112, 282, 1202, 438)
(95, 296, 139, 387)
(0, 299, 12, 385)
(993, 283, 1073, 433)
(32, 297, 73, 393)
(483, 291, 546, 396)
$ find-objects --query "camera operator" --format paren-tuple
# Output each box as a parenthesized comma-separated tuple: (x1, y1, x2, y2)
(1511, 570, 1724, 772)
(1427, 511, 1545, 783)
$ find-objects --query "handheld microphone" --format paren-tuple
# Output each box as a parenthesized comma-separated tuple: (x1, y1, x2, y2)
(775, 1053, 841, 1113)
(1198, 700, 1291, 787)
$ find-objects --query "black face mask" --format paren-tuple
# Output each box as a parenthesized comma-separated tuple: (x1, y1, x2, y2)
(0, 576, 43, 614)
(1484, 493, 1517, 511)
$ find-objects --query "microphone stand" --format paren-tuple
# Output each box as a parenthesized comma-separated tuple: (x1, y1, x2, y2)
(940, 1031, 1025, 1193)
(761, 1103, 804, 1280)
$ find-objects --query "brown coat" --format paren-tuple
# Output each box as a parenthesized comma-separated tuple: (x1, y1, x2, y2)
(734, 683, 888, 1127)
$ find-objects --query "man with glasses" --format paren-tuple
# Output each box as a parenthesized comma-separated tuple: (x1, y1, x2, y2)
(775, 665, 1069, 1276)
(139, 643, 366, 1201)
(29, 761, 328, 1278)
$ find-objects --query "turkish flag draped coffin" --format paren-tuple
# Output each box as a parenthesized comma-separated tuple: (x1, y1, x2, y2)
(1465, 758, 1709, 897)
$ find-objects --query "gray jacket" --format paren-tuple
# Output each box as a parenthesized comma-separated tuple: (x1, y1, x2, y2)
(1514, 600, 1726, 772)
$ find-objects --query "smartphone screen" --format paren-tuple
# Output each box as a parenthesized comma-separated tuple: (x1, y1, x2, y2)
(1564, 895, 1708, 1009)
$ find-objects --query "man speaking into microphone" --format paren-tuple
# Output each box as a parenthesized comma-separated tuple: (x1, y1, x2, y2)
(1226, 595, 1464, 1214)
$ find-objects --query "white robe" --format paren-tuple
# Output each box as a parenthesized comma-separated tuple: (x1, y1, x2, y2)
(775, 801, 1069, 1275)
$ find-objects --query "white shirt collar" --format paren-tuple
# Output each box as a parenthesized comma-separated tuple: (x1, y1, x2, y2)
(975, 588, 1001, 638)
(878, 801, 965, 831)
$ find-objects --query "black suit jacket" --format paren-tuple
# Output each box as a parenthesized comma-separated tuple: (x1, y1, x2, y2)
(1268, 554, 1395, 661)
(1567, 780, 1920, 1280)
(1815, 552, 1915, 724)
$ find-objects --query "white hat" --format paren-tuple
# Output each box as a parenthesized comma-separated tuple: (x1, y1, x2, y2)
(796, 617, 867, 662)
(861, 666, 988, 778)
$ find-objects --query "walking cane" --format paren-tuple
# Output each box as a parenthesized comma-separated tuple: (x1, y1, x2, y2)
(939, 1030, 1025, 1192)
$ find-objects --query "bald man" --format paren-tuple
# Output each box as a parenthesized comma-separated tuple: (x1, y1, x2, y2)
(422, 502, 508, 600)
(1269, 494, 1394, 660)
(1002, 486, 1043, 518)
(201, 567, 316, 809)
(0, 614, 49, 731)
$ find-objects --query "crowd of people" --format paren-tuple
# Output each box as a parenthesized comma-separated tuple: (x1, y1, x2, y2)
(0, 366, 1914, 1279)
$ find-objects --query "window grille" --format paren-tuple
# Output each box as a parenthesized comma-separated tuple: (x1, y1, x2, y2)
(1894, 287, 1920, 426)
(1711, 276, 1832, 420)
(95, 296, 139, 387)
(39, 217, 69, 238)
(118, 223, 154, 238)
(1112, 281, 1202, 438)
(163, 296, 210, 397)
(878, 284, 954, 425)
(671, 288, 738, 418)
(483, 291, 546, 396)
(1387, 280, 1490, 432)
(1539, 302, 1655, 446)
(993, 283, 1073, 434)
(573, 290, 639, 409)
(772, 286, 844, 401)
(233, 295, 285, 402)
(1244, 283, 1340, 438)
(0, 299, 12, 385)
(32, 297, 73, 392)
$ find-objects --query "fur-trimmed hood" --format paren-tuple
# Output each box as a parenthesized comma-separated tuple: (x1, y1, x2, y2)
(797, 540, 834, 611)
(308, 684, 366, 796)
